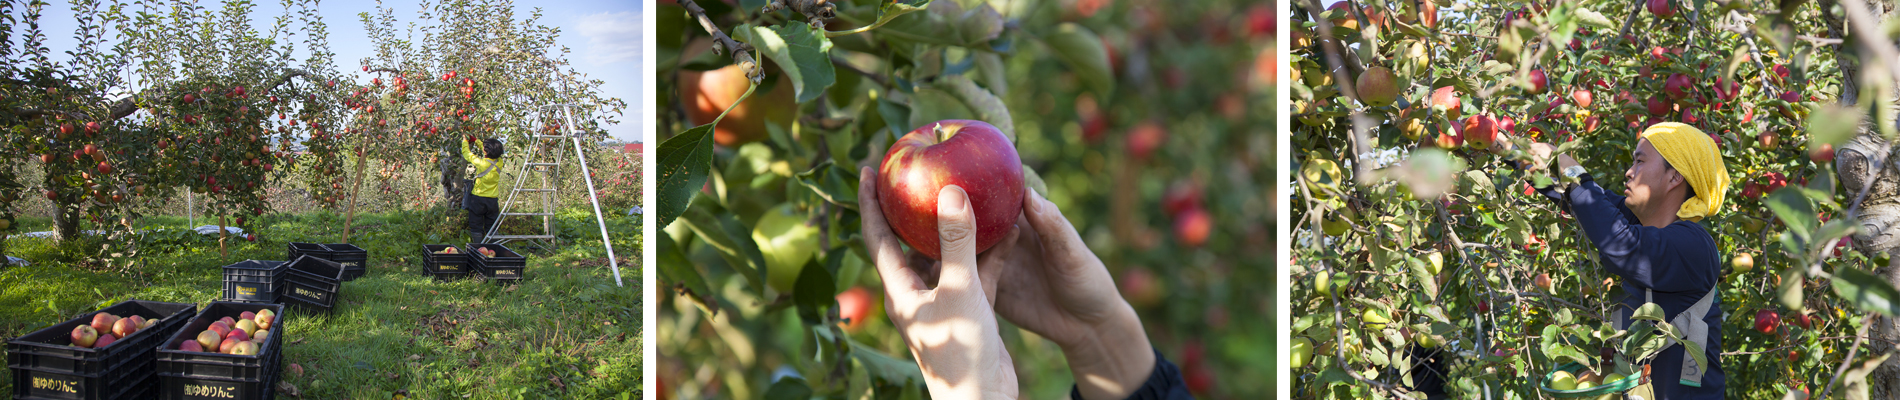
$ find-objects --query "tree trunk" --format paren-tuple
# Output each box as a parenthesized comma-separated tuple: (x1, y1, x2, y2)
(1826, 0, 1900, 394)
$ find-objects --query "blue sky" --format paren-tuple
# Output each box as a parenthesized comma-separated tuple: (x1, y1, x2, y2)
(14, 0, 642, 143)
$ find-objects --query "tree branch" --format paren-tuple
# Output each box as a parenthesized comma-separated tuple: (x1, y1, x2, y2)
(682, 0, 762, 84)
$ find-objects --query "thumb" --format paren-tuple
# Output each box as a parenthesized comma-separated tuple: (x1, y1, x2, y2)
(935, 185, 980, 291)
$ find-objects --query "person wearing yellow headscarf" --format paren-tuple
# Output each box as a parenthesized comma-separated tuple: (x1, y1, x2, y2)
(1525, 122, 1728, 399)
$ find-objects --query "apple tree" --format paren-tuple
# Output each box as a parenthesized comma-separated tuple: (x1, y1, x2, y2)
(334, 0, 626, 240)
(1, 0, 350, 258)
(656, 0, 1274, 397)
(1290, 0, 1900, 397)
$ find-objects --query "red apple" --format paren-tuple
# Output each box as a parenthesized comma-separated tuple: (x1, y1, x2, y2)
(1713, 77, 1741, 100)
(240, 311, 256, 321)
(1755, 309, 1780, 333)
(85, 121, 101, 134)
(837, 286, 876, 332)
(1355, 66, 1399, 107)
(1126, 121, 1168, 160)
(1534, 273, 1553, 292)
(1527, 69, 1548, 94)
(111, 317, 139, 338)
(218, 317, 237, 327)
(1162, 181, 1204, 217)
(92, 334, 116, 348)
(1463, 115, 1501, 150)
(681, 64, 794, 147)
(875, 120, 1026, 260)
(71, 325, 99, 347)
(1571, 88, 1593, 108)
(219, 337, 241, 354)
(196, 330, 221, 350)
(1430, 86, 1461, 118)
(207, 324, 230, 338)
(1790, 312, 1813, 329)
(1663, 73, 1694, 100)
(179, 340, 203, 352)
(1647, 96, 1672, 116)
(1175, 207, 1212, 247)
(90, 313, 119, 334)
(1759, 131, 1780, 150)
(1648, 0, 1675, 18)
(231, 341, 259, 356)
(97, 162, 112, 174)
(1811, 143, 1835, 163)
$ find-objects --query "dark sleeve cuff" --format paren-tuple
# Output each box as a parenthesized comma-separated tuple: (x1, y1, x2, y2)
(1070, 347, 1195, 400)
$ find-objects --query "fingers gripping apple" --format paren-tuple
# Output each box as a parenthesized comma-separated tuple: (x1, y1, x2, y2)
(876, 120, 1025, 260)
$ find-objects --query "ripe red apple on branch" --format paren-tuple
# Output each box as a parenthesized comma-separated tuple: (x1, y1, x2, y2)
(875, 120, 1025, 260)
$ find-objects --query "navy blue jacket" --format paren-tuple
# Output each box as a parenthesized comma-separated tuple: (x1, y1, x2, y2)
(1538, 174, 1726, 399)
(1069, 348, 1193, 400)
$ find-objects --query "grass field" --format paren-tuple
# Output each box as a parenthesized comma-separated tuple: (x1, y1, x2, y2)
(0, 206, 641, 398)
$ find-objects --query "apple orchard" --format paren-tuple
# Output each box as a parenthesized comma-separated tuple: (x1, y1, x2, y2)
(1290, 0, 1900, 397)
(656, 0, 1273, 398)
(0, 0, 624, 261)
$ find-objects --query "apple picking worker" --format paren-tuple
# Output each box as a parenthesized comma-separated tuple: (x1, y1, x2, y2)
(856, 167, 1193, 400)
(462, 135, 505, 244)
(1524, 122, 1728, 399)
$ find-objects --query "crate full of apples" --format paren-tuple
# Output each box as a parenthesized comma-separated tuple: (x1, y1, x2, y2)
(466, 243, 525, 283)
(6, 300, 195, 400)
(421, 244, 468, 281)
(156, 302, 284, 399)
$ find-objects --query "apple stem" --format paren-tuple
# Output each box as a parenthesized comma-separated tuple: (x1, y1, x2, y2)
(933, 122, 957, 143)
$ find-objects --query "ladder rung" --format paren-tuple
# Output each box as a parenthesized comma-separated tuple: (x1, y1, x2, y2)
(502, 212, 556, 216)
(514, 189, 555, 193)
(526, 163, 559, 167)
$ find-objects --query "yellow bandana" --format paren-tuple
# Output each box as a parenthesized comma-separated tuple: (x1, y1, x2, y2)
(1639, 123, 1730, 222)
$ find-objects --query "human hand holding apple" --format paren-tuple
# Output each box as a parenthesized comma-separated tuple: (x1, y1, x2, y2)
(857, 169, 1018, 400)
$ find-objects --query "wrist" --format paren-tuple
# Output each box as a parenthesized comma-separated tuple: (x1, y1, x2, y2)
(1060, 303, 1155, 400)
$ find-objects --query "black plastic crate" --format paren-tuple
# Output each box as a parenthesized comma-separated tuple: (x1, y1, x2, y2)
(466, 243, 525, 283)
(155, 302, 283, 384)
(322, 243, 368, 281)
(219, 260, 285, 284)
(285, 243, 328, 262)
(7, 300, 193, 400)
(157, 343, 279, 400)
(9, 354, 156, 400)
(420, 244, 469, 281)
(220, 281, 280, 304)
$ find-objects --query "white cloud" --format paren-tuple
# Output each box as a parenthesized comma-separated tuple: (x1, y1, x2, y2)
(575, 11, 639, 65)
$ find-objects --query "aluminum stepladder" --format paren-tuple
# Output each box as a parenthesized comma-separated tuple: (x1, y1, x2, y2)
(483, 101, 624, 287)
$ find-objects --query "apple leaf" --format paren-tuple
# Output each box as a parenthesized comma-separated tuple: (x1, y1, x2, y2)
(1807, 103, 1862, 149)
(1779, 266, 1805, 312)
(1831, 266, 1900, 317)
(1572, 7, 1617, 29)
(1765, 188, 1816, 242)
(1840, 352, 1895, 400)
(795, 160, 860, 210)
(657, 123, 719, 230)
(909, 85, 977, 131)
(1045, 23, 1114, 98)
(792, 258, 837, 324)
(878, 97, 914, 138)
(850, 339, 927, 395)
(657, 233, 718, 316)
(827, 0, 931, 38)
(736, 22, 836, 104)
(762, 376, 813, 400)
(679, 197, 769, 294)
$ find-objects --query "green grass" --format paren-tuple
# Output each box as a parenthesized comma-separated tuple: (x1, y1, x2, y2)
(0, 207, 642, 399)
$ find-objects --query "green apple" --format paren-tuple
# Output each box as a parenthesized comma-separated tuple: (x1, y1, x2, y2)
(1550, 370, 1579, 390)
(1363, 309, 1390, 330)
(754, 204, 821, 293)
(1290, 337, 1314, 369)
(1425, 251, 1444, 275)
